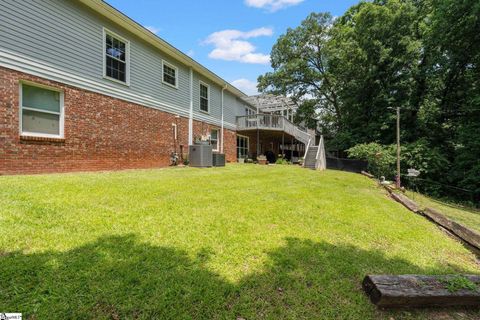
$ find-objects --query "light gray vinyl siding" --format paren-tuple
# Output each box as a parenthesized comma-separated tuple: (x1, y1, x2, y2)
(0, 0, 245, 129)
(223, 92, 242, 125)
(223, 92, 256, 125)
(192, 73, 222, 121)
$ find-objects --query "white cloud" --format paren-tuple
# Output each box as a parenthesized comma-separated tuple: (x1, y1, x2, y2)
(186, 49, 195, 57)
(204, 27, 272, 64)
(144, 26, 160, 34)
(245, 0, 304, 12)
(231, 79, 259, 96)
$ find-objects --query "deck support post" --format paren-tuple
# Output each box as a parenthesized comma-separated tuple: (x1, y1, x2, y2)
(291, 135, 294, 160)
(256, 128, 260, 157)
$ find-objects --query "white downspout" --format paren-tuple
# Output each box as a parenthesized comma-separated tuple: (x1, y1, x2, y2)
(188, 67, 193, 145)
(221, 85, 227, 153)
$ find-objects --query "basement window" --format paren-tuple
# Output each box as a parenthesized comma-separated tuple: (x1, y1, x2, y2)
(162, 61, 178, 88)
(200, 82, 209, 112)
(104, 28, 129, 85)
(20, 83, 64, 138)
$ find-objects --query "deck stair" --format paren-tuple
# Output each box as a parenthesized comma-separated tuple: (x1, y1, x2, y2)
(304, 146, 318, 169)
(302, 136, 326, 170)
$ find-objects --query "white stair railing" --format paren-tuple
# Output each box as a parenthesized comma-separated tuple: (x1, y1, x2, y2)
(315, 135, 326, 170)
(237, 114, 312, 145)
(302, 138, 312, 168)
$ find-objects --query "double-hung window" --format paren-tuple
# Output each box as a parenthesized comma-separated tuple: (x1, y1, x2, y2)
(162, 61, 178, 88)
(20, 83, 64, 138)
(104, 29, 129, 84)
(200, 82, 209, 112)
(210, 129, 219, 152)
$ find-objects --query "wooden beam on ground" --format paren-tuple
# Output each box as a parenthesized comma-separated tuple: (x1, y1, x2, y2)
(390, 192, 420, 213)
(361, 169, 480, 253)
(361, 171, 374, 178)
(363, 274, 480, 308)
(423, 207, 480, 250)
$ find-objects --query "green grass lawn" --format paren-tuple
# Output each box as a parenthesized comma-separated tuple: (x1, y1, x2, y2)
(1, 165, 479, 319)
(404, 190, 480, 234)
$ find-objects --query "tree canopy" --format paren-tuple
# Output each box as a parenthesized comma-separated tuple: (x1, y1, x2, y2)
(259, 0, 480, 197)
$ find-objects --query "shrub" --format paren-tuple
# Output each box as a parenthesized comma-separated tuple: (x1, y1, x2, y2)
(275, 157, 291, 165)
(402, 139, 449, 178)
(347, 143, 396, 178)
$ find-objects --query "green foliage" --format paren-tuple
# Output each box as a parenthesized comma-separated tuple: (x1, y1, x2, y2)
(347, 140, 448, 181)
(275, 156, 291, 165)
(402, 139, 448, 177)
(293, 99, 319, 129)
(259, 0, 480, 199)
(347, 143, 396, 178)
(257, 13, 340, 132)
(441, 275, 478, 293)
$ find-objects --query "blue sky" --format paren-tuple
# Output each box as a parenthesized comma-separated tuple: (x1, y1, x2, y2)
(106, 0, 358, 95)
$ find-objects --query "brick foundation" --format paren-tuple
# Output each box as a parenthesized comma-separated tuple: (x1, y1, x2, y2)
(0, 67, 237, 175)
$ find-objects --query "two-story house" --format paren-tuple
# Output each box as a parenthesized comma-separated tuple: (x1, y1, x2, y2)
(0, 0, 317, 174)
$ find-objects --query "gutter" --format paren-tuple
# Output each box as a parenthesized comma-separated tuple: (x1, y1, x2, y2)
(188, 68, 193, 145)
(221, 85, 227, 153)
(79, 0, 248, 98)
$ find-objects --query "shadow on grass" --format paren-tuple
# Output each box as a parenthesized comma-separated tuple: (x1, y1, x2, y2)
(0, 235, 477, 319)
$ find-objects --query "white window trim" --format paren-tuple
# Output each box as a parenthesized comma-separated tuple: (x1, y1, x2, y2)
(161, 60, 179, 89)
(103, 27, 130, 86)
(237, 134, 249, 158)
(210, 128, 219, 152)
(19, 81, 65, 139)
(199, 81, 210, 113)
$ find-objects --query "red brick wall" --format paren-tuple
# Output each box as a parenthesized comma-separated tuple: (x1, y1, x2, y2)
(0, 67, 237, 175)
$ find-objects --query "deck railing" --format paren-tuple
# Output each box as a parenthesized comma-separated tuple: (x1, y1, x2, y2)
(236, 114, 311, 144)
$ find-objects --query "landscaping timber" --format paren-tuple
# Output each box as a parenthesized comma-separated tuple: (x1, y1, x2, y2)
(363, 274, 480, 308)
(423, 207, 480, 250)
(361, 172, 480, 251)
(390, 192, 420, 213)
(361, 171, 374, 178)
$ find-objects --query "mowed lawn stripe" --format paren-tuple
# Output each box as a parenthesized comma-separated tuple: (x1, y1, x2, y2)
(0, 165, 478, 319)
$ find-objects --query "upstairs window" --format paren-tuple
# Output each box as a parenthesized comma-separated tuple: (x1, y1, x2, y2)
(200, 82, 209, 112)
(104, 29, 129, 84)
(162, 61, 178, 88)
(210, 129, 219, 151)
(20, 83, 64, 138)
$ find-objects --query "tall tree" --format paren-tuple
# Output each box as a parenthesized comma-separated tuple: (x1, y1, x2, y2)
(328, 0, 423, 149)
(257, 13, 339, 130)
(427, 0, 480, 192)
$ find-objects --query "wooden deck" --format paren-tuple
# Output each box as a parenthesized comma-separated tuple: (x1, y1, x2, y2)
(236, 114, 311, 144)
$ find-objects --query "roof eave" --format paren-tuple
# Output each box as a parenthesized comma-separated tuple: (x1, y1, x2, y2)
(78, 0, 248, 98)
